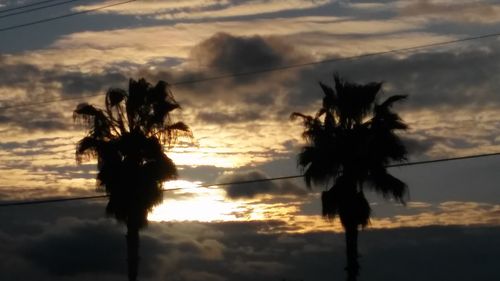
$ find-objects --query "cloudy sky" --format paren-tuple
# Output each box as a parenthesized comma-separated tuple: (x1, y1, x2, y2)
(1, 0, 500, 280)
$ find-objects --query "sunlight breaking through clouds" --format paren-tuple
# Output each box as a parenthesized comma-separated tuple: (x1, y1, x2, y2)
(150, 181, 500, 232)
(149, 180, 266, 222)
(1, 1, 500, 280)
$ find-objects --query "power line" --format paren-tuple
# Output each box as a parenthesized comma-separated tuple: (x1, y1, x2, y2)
(1, 30, 500, 111)
(385, 152, 500, 168)
(0, 0, 136, 32)
(1, 151, 499, 207)
(0, 0, 83, 20)
(0, 194, 108, 206)
(0, 0, 62, 13)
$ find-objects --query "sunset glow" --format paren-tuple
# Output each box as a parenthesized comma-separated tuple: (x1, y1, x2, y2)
(2, 0, 500, 280)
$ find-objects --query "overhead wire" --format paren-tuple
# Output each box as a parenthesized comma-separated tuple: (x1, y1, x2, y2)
(0, 0, 62, 13)
(1, 151, 499, 207)
(0, 3, 498, 209)
(0, 0, 83, 20)
(0, 0, 136, 32)
(1, 30, 500, 111)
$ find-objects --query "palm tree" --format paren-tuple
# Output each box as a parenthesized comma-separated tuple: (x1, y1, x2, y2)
(74, 78, 191, 281)
(291, 75, 408, 281)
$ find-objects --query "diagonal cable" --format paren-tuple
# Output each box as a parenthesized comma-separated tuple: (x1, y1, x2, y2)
(0, 0, 136, 32)
(1, 30, 500, 111)
(0, 0, 83, 20)
(1, 152, 499, 207)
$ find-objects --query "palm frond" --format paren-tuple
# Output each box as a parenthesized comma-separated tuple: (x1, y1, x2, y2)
(290, 112, 312, 122)
(379, 95, 407, 109)
(321, 189, 339, 220)
(126, 78, 149, 130)
(166, 121, 191, 133)
(75, 137, 99, 163)
(73, 103, 100, 124)
(73, 103, 113, 138)
(322, 177, 371, 228)
(366, 169, 408, 203)
(333, 75, 380, 126)
(373, 95, 408, 131)
(106, 88, 127, 107)
(336, 190, 371, 228)
(143, 154, 178, 182)
(319, 81, 336, 111)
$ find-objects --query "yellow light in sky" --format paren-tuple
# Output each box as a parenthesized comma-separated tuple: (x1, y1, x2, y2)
(168, 150, 241, 168)
(148, 180, 254, 222)
(148, 181, 500, 233)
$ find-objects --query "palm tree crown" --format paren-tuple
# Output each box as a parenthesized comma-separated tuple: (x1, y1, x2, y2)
(291, 75, 408, 280)
(292, 75, 408, 224)
(74, 78, 191, 228)
(74, 78, 191, 281)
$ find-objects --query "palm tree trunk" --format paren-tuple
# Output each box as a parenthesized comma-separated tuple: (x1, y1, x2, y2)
(126, 221, 140, 281)
(345, 224, 359, 281)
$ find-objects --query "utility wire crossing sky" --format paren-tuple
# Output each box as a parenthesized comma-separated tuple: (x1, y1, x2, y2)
(0, 0, 136, 32)
(1, 29, 500, 111)
(1, 152, 499, 208)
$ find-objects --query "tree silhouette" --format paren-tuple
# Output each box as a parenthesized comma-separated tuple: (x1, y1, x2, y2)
(291, 75, 408, 281)
(74, 78, 191, 281)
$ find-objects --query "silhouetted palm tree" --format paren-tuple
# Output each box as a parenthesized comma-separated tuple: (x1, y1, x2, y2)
(291, 75, 408, 281)
(74, 78, 191, 281)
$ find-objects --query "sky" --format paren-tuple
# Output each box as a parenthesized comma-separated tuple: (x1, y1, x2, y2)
(1, 0, 500, 280)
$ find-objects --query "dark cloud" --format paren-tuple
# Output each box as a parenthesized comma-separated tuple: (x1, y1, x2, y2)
(289, 40, 500, 111)
(190, 32, 303, 74)
(399, 0, 500, 24)
(0, 114, 11, 123)
(139, 32, 307, 111)
(243, 92, 276, 105)
(140, 35, 500, 138)
(196, 110, 263, 125)
(24, 119, 68, 131)
(218, 170, 306, 199)
(23, 218, 126, 276)
(0, 57, 127, 132)
(54, 71, 127, 96)
(401, 135, 437, 157)
(178, 165, 227, 184)
(1, 196, 500, 281)
(0, 103, 71, 132)
(0, 57, 126, 97)
(389, 155, 500, 204)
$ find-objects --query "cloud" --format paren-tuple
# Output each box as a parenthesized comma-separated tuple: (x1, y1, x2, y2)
(4, 215, 500, 281)
(289, 39, 500, 110)
(401, 135, 437, 157)
(0, 59, 127, 98)
(218, 170, 306, 199)
(5, 36, 500, 195)
(1, 197, 500, 281)
(4, 15, 434, 71)
(73, 0, 331, 20)
(1, 1, 500, 214)
(0, 136, 100, 201)
(23, 218, 126, 276)
(0, 58, 127, 134)
(399, 0, 500, 24)
(190, 32, 304, 74)
(178, 165, 227, 184)
(196, 110, 263, 125)
(372, 201, 500, 228)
